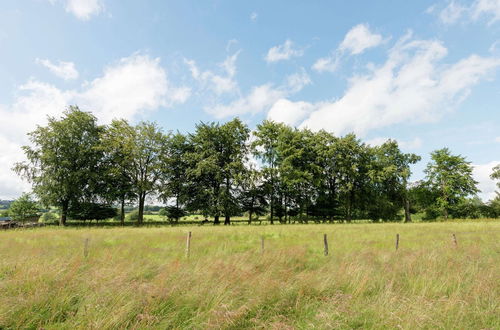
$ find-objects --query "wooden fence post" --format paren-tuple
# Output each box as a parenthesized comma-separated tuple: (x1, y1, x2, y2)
(83, 238, 89, 258)
(323, 234, 328, 256)
(395, 234, 399, 251)
(186, 231, 192, 258)
(452, 233, 458, 247)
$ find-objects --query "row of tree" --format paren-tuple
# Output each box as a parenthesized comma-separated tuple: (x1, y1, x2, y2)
(14, 106, 500, 225)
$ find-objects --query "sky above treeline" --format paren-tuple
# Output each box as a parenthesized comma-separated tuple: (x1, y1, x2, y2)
(0, 0, 499, 200)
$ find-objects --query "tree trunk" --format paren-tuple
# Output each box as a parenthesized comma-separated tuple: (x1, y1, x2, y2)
(404, 197, 412, 223)
(214, 215, 220, 225)
(346, 190, 353, 223)
(269, 191, 274, 225)
(224, 176, 231, 225)
(138, 193, 145, 225)
(248, 195, 255, 225)
(284, 195, 289, 223)
(441, 179, 448, 220)
(120, 197, 125, 226)
(60, 199, 69, 226)
(270, 165, 274, 225)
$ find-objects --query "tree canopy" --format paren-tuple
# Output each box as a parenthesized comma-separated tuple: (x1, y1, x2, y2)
(424, 148, 479, 219)
(14, 106, 104, 225)
(14, 107, 492, 225)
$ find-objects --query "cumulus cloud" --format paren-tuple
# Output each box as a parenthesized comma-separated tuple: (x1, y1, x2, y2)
(300, 34, 500, 135)
(366, 137, 423, 149)
(185, 52, 240, 95)
(48, 0, 104, 20)
(312, 54, 342, 73)
(0, 54, 189, 199)
(36, 58, 79, 80)
(77, 54, 190, 122)
(205, 69, 311, 119)
(267, 99, 314, 126)
(473, 161, 500, 201)
(313, 24, 383, 73)
(339, 24, 384, 55)
(250, 12, 258, 22)
(435, 0, 500, 25)
(265, 40, 304, 63)
(206, 84, 287, 118)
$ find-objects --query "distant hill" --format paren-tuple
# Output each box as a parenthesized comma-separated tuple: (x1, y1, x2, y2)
(0, 200, 13, 209)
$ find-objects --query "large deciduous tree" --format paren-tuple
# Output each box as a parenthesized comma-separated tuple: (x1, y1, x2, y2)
(99, 120, 167, 224)
(424, 148, 479, 219)
(370, 140, 421, 222)
(127, 122, 168, 224)
(99, 119, 137, 225)
(335, 134, 371, 222)
(14, 106, 104, 225)
(188, 119, 250, 225)
(158, 132, 191, 222)
(252, 120, 288, 224)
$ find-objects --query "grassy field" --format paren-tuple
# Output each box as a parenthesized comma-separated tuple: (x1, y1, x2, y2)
(0, 221, 499, 329)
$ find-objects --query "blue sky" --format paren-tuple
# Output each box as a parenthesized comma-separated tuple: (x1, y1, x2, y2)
(1, 0, 499, 200)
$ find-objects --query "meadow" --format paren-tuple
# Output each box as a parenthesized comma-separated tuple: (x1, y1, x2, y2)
(0, 221, 499, 329)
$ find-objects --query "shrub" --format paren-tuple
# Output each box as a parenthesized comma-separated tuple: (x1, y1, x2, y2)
(9, 193, 39, 222)
(39, 212, 59, 224)
(126, 209, 139, 221)
(68, 203, 117, 221)
(163, 206, 186, 222)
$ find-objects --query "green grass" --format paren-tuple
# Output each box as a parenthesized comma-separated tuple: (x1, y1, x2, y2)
(1, 221, 499, 329)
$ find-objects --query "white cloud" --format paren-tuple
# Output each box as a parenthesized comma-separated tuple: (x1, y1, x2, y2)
(366, 137, 423, 149)
(490, 40, 500, 53)
(0, 54, 189, 199)
(472, 0, 500, 24)
(250, 12, 258, 22)
(300, 34, 500, 135)
(365, 137, 390, 147)
(0, 135, 32, 199)
(286, 68, 311, 93)
(495, 136, 500, 143)
(439, 1, 467, 24)
(78, 54, 190, 122)
(184, 51, 240, 95)
(312, 54, 341, 73)
(267, 99, 314, 126)
(205, 68, 311, 119)
(473, 161, 500, 201)
(265, 40, 304, 63)
(226, 39, 238, 52)
(48, 0, 104, 20)
(36, 58, 79, 80)
(313, 24, 383, 73)
(400, 137, 423, 149)
(206, 84, 286, 118)
(436, 0, 500, 25)
(339, 24, 384, 55)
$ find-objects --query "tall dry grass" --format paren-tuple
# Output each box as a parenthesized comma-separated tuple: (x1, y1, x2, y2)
(0, 221, 499, 329)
